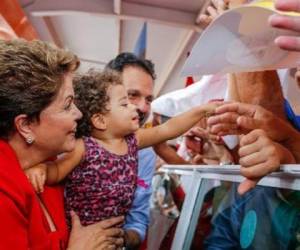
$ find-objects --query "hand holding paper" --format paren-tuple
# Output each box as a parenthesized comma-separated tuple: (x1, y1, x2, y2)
(269, 0, 300, 52)
(183, 0, 300, 76)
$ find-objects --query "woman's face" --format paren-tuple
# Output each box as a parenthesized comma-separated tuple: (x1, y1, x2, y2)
(29, 73, 82, 156)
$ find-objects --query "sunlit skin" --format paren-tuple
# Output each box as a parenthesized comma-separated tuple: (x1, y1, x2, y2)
(102, 84, 140, 138)
(29, 73, 82, 155)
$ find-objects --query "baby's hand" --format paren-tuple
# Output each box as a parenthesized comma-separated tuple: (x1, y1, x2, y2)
(203, 100, 224, 118)
(25, 164, 47, 193)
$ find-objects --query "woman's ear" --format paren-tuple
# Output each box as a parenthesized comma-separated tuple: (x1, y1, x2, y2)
(91, 113, 107, 130)
(14, 114, 35, 144)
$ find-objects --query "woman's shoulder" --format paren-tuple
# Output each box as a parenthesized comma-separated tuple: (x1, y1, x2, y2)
(0, 141, 35, 208)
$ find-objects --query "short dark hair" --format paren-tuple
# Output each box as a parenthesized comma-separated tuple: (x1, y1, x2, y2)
(74, 69, 122, 137)
(0, 39, 79, 139)
(106, 52, 156, 80)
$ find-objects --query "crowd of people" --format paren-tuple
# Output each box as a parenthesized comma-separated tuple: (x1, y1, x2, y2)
(1, 0, 300, 249)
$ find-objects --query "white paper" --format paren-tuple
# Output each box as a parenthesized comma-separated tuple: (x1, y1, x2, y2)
(182, 4, 300, 76)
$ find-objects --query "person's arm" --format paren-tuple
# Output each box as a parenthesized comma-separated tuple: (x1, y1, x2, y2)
(269, 0, 300, 52)
(136, 103, 218, 149)
(46, 139, 85, 185)
(153, 143, 190, 165)
(123, 148, 156, 249)
(237, 129, 296, 195)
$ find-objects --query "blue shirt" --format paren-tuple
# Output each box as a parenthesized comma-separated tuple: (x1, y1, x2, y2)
(284, 99, 300, 131)
(123, 147, 156, 241)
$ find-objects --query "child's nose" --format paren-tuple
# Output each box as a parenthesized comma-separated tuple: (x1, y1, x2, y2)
(129, 103, 137, 111)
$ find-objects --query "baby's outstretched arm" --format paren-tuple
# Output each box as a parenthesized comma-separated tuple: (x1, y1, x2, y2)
(46, 139, 85, 185)
(26, 139, 85, 191)
(136, 102, 219, 149)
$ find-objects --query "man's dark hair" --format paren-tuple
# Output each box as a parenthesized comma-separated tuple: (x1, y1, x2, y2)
(106, 52, 156, 80)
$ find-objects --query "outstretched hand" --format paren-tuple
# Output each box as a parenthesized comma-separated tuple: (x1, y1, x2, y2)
(207, 102, 292, 142)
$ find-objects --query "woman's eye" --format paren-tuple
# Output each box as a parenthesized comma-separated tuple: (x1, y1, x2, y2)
(64, 102, 72, 110)
(121, 103, 128, 107)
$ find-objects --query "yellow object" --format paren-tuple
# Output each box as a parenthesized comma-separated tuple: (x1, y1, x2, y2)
(251, 0, 300, 16)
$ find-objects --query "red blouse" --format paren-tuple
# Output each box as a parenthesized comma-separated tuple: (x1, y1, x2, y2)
(0, 140, 69, 250)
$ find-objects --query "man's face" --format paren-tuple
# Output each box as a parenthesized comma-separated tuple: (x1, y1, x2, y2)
(122, 66, 154, 126)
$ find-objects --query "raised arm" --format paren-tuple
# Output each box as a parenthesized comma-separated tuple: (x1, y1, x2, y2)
(46, 139, 85, 185)
(136, 103, 218, 149)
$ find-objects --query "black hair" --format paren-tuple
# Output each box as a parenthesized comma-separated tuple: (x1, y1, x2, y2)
(106, 52, 156, 80)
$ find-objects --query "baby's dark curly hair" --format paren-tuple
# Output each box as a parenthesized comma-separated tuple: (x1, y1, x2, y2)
(74, 69, 122, 137)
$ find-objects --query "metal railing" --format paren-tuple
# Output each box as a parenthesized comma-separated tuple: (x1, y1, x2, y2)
(159, 164, 300, 250)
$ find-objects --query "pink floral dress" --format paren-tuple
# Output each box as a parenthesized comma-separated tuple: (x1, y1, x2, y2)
(64, 134, 138, 226)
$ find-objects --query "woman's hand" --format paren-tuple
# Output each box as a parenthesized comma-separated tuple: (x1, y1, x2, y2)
(25, 164, 47, 193)
(68, 212, 124, 250)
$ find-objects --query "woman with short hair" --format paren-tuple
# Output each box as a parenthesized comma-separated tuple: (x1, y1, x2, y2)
(0, 39, 124, 250)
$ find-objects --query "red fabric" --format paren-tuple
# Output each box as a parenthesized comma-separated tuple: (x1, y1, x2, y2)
(0, 140, 69, 250)
(172, 185, 185, 209)
(185, 76, 195, 87)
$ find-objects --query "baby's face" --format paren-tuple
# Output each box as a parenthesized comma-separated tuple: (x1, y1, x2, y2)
(105, 84, 139, 134)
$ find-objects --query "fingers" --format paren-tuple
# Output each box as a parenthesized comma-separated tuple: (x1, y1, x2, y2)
(70, 211, 82, 229)
(238, 179, 258, 195)
(189, 127, 208, 138)
(28, 174, 41, 193)
(101, 228, 124, 238)
(274, 0, 300, 12)
(196, 0, 228, 28)
(211, 0, 227, 12)
(239, 129, 265, 148)
(207, 6, 218, 18)
(191, 154, 204, 164)
(97, 236, 124, 249)
(240, 160, 278, 179)
(207, 103, 263, 136)
(214, 102, 256, 117)
(197, 14, 213, 28)
(207, 111, 239, 127)
(95, 216, 124, 229)
(239, 152, 266, 167)
(275, 36, 300, 52)
(36, 172, 46, 193)
(269, 0, 300, 52)
(237, 116, 262, 132)
(270, 14, 300, 32)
